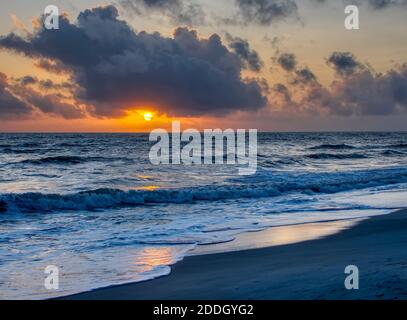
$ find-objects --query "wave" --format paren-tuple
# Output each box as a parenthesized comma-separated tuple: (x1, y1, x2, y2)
(55, 142, 91, 147)
(382, 150, 405, 156)
(2, 167, 407, 213)
(309, 144, 356, 150)
(1, 148, 38, 154)
(386, 143, 407, 149)
(19, 156, 90, 165)
(306, 153, 367, 160)
(3, 142, 41, 148)
(0, 200, 7, 213)
(260, 158, 304, 168)
(16, 155, 131, 165)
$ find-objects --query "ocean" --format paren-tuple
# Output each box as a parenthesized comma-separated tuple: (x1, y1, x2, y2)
(1, 132, 407, 299)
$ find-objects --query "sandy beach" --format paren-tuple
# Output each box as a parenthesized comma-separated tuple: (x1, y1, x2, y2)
(62, 209, 407, 300)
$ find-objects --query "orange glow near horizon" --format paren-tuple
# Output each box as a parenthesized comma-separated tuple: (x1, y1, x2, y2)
(117, 109, 209, 132)
(0, 113, 254, 133)
(143, 112, 153, 121)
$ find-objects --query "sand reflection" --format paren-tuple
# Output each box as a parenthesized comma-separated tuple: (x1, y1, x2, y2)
(190, 218, 365, 256)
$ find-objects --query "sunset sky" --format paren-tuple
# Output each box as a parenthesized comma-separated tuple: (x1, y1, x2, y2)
(0, 0, 406, 132)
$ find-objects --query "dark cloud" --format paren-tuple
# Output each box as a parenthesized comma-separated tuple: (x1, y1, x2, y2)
(293, 67, 317, 85)
(0, 73, 33, 119)
(18, 75, 37, 86)
(273, 48, 407, 118)
(119, 0, 205, 26)
(34, 59, 68, 74)
(368, 0, 407, 9)
(273, 83, 292, 103)
(16, 76, 75, 91)
(277, 53, 297, 71)
(1, 73, 83, 120)
(226, 34, 263, 72)
(4, 77, 84, 119)
(0, 5, 268, 118)
(314, 0, 407, 10)
(234, 0, 299, 26)
(12, 84, 85, 119)
(39, 79, 54, 90)
(274, 53, 316, 85)
(301, 65, 407, 116)
(277, 52, 407, 116)
(327, 52, 363, 77)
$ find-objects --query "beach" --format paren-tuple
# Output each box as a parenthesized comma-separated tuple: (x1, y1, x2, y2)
(62, 208, 407, 300)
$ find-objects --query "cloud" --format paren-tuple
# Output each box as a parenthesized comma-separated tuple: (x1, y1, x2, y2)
(0, 5, 268, 118)
(2, 75, 84, 119)
(220, 0, 299, 26)
(313, 0, 407, 10)
(0, 73, 33, 119)
(367, 0, 407, 9)
(273, 83, 292, 103)
(274, 52, 407, 116)
(12, 83, 85, 119)
(9, 13, 29, 33)
(293, 67, 317, 85)
(330, 65, 407, 115)
(277, 53, 297, 71)
(327, 52, 363, 77)
(34, 59, 68, 74)
(274, 53, 316, 85)
(16, 76, 75, 91)
(301, 66, 407, 116)
(225, 34, 263, 72)
(0, 72, 83, 120)
(235, 0, 299, 25)
(17, 75, 37, 86)
(119, 0, 205, 26)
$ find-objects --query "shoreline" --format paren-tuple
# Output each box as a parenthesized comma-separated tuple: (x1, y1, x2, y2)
(189, 217, 365, 256)
(60, 208, 407, 300)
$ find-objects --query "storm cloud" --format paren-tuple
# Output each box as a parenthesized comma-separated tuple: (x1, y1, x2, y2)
(0, 5, 268, 118)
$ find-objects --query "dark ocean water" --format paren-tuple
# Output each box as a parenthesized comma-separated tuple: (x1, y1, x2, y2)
(1, 132, 407, 298)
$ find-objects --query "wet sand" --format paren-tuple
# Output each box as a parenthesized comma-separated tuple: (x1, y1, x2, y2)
(61, 209, 407, 300)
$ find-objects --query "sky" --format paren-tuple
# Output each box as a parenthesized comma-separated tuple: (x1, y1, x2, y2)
(0, 0, 406, 132)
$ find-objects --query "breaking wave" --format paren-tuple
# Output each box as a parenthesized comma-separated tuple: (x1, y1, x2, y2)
(2, 167, 407, 213)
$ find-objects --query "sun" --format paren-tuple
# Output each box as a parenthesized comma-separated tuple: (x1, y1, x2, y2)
(143, 112, 153, 121)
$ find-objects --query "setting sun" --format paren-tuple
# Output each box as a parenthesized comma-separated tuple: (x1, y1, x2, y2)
(143, 112, 153, 121)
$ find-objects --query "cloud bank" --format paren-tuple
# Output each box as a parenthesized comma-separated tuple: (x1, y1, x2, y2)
(0, 5, 268, 119)
(274, 51, 407, 116)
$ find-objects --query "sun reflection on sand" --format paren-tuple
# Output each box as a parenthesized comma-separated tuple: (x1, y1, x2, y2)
(190, 218, 365, 256)
(132, 247, 177, 273)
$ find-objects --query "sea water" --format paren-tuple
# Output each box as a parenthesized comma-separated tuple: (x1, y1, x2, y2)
(1, 132, 407, 299)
